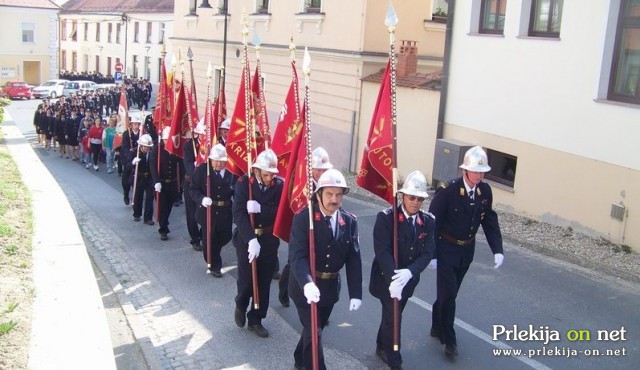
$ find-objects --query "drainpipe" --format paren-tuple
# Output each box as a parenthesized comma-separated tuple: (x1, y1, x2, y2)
(436, 0, 455, 140)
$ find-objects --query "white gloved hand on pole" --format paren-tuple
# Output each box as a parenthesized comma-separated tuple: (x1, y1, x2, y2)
(494, 253, 504, 269)
(391, 269, 412, 288)
(246, 200, 261, 214)
(132, 157, 141, 165)
(248, 238, 261, 263)
(389, 280, 403, 300)
(427, 259, 438, 270)
(303, 282, 320, 304)
(349, 298, 362, 311)
(201, 197, 212, 207)
(154, 183, 162, 192)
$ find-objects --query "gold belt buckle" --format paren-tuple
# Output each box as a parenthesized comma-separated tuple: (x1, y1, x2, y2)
(319, 272, 332, 279)
(255, 228, 264, 236)
(456, 239, 465, 246)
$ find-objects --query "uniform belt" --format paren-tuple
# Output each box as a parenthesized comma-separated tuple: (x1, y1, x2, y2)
(161, 178, 176, 183)
(141, 172, 150, 176)
(254, 226, 273, 236)
(213, 200, 231, 207)
(440, 231, 475, 246)
(315, 271, 339, 279)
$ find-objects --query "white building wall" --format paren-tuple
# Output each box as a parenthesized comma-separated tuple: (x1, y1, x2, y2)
(446, 0, 639, 171)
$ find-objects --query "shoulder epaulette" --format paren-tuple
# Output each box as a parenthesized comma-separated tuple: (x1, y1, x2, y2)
(383, 207, 393, 215)
(425, 211, 436, 220)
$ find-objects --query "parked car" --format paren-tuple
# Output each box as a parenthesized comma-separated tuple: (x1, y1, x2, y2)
(1, 81, 32, 100)
(62, 80, 98, 96)
(96, 83, 117, 93)
(31, 79, 69, 99)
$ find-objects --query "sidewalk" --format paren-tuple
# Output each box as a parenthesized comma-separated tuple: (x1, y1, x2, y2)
(3, 113, 116, 370)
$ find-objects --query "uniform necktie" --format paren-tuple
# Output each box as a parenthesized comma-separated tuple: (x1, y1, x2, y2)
(325, 215, 334, 239)
(469, 189, 474, 200)
(409, 216, 417, 243)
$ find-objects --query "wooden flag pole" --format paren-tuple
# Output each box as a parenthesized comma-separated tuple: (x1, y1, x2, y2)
(241, 14, 260, 310)
(302, 48, 319, 370)
(205, 62, 213, 273)
(385, 4, 401, 352)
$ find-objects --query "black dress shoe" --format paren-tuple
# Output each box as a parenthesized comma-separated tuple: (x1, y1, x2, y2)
(191, 242, 203, 251)
(248, 323, 269, 338)
(376, 348, 388, 364)
(173, 201, 181, 207)
(133, 217, 141, 222)
(445, 343, 458, 357)
(234, 307, 246, 328)
(211, 269, 222, 278)
(123, 195, 130, 205)
(294, 364, 303, 370)
(272, 271, 281, 280)
(279, 294, 290, 308)
(160, 233, 168, 241)
(144, 220, 155, 226)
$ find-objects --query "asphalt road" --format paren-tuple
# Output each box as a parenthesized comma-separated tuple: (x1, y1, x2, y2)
(7, 99, 639, 369)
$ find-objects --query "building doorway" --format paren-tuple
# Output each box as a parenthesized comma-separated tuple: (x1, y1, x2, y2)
(23, 61, 40, 85)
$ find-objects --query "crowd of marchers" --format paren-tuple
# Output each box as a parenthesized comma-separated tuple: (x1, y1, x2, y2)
(33, 99, 504, 369)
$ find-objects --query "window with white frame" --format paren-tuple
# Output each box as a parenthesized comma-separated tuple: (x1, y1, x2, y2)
(609, 0, 640, 104)
(480, 0, 507, 34)
(116, 23, 121, 43)
(256, 0, 269, 13)
(96, 23, 100, 42)
(61, 20, 67, 41)
(529, 0, 563, 37)
(134, 22, 139, 42)
(84, 22, 88, 41)
(22, 22, 35, 43)
(159, 22, 165, 44)
(305, 0, 322, 13)
(146, 22, 152, 43)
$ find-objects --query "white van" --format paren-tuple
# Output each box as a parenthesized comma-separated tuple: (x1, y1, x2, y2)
(62, 80, 98, 96)
(32, 79, 69, 99)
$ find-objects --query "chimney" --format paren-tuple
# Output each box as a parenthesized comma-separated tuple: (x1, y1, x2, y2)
(397, 40, 417, 77)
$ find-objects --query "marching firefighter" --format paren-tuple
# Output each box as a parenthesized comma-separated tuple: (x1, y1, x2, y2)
(150, 126, 184, 241)
(183, 118, 206, 251)
(370, 170, 435, 369)
(288, 169, 363, 370)
(190, 144, 237, 277)
(429, 146, 504, 357)
(232, 148, 283, 338)
(130, 134, 155, 225)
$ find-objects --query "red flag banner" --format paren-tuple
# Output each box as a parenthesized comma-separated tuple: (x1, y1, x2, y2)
(113, 84, 128, 149)
(212, 78, 227, 132)
(226, 64, 256, 177)
(271, 62, 301, 175)
(165, 81, 189, 158)
(154, 59, 172, 133)
(356, 61, 394, 204)
(273, 102, 309, 243)
(186, 85, 200, 129)
(251, 65, 271, 153)
(196, 96, 215, 166)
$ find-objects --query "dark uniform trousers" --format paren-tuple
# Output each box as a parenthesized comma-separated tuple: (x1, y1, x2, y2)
(132, 154, 154, 222)
(190, 165, 237, 270)
(370, 206, 435, 366)
(232, 174, 283, 325)
(289, 206, 362, 370)
(150, 143, 183, 234)
(183, 139, 201, 245)
(428, 177, 502, 347)
(121, 129, 140, 198)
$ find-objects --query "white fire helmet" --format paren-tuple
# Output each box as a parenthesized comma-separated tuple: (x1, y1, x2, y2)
(315, 169, 349, 195)
(219, 118, 231, 130)
(129, 112, 142, 124)
(194, 117, 206, 135)
(137, 134, 154, 147)
(311, 147, 333, 170)
(252, 149, 279, 174)
(459, 146, 491, 173)
(208, 144, 227, 161)
(161, 126, 171, 140)
(398, 170, 428, 198)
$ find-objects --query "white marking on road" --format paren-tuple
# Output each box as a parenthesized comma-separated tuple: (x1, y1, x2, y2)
(408, 296, 552, 370)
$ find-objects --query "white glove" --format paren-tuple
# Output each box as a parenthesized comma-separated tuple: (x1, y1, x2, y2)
(391, 269, 412, 288)
(427, 259, 438, 270)
(201, 197, 212, 207)
(389, 280, 403, 300)
(349, 298, 362, 311)
(132, 157, 141, 165)
(248, 238, 261, 263)
(494, 253, 504, 269)
(303, 282, 320, 304)
(154, 183, 162, 192)
(246, 200, 261, 214)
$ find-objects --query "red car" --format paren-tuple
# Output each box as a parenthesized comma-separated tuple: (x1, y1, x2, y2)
(1, 81, 32, 100)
